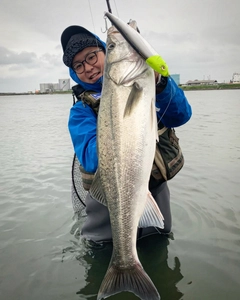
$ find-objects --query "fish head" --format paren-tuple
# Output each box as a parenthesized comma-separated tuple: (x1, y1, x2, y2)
(104, 22, 150, 86)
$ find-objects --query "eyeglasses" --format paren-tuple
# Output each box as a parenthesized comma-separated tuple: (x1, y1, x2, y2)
(72, 49, 103, 74)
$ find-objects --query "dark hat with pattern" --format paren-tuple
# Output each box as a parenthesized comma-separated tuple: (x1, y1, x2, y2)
(61, 25, 104, 68)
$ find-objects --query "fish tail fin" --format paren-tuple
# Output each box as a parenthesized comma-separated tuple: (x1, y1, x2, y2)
(97, 262, 160, 300)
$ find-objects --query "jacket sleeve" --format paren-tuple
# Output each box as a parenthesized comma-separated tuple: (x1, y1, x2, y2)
(68, 101, 98, 173)
(155, 77, 192, 128)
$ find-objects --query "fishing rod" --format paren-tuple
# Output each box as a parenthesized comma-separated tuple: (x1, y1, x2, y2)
(106, 0, 112, 13)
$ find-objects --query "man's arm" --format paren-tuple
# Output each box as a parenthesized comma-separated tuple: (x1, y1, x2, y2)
(68, 101, 98, 173)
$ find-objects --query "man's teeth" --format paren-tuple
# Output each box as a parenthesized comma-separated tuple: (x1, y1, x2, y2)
(90, 73, 99, 79)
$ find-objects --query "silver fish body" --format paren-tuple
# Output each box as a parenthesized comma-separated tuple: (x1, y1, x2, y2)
(90, 21, 164, 300)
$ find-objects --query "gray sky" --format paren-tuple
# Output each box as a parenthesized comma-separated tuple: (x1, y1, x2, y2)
(0, 0, 239, 92)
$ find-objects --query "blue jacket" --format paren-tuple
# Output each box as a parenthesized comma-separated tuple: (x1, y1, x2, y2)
(68, 35, 192, 173)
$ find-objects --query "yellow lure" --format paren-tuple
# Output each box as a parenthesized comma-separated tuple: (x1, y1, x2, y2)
(146, 55, 170, 77)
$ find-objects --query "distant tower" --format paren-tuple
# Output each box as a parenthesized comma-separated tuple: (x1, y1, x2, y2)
(232, 73, 240, 83)
(171, 74, 180, 85)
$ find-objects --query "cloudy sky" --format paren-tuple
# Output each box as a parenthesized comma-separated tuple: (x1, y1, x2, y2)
(0, 0, 239, 92)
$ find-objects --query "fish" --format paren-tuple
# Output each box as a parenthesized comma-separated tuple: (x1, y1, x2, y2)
(90, 20, 164, 300)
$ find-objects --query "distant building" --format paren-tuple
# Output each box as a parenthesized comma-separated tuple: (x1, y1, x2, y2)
(40, 83, 57, 93)
(40, 83, 52, 93)
(232, 73, 240, 83)
(185, 79, 218, 86)
(171, 74, 180, 85)
(39, 79, 70, 93)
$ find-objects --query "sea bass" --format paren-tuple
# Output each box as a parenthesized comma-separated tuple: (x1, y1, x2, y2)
(90, 20, 164, 300)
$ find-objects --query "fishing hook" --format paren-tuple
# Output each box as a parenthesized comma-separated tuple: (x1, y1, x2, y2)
(101, 16, 108, 33)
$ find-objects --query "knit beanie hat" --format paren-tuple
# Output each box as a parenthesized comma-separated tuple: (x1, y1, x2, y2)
(61, 26, 104, 68)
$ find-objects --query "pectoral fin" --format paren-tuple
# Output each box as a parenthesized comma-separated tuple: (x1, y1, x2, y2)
(89, 169, 107, 206)
(138, 192, 164, 229)
(123, 82, 143, 117)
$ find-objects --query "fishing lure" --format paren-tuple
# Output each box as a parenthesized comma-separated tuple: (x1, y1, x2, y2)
(105, 11, 170, 77)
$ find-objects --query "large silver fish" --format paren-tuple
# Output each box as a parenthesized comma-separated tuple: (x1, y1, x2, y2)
(90, 20, 164, 300)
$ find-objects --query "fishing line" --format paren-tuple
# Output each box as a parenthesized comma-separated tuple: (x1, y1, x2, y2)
(154, 226, 162, 235)
(112, 0, 119, 17)
(154, 79, 174, 233)
(157, 77, 174, 126)
(88, 0, 96, 33)
(88, 0, 106, 61)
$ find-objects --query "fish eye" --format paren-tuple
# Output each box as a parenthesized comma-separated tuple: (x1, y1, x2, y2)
(108, 43, 115, 51)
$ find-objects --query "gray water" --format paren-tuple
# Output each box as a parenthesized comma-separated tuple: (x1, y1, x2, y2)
(0, 90, 239, 300)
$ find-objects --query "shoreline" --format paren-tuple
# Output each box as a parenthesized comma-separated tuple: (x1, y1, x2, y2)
(180, 83, 240, 91)
(1, 83, 240, 96)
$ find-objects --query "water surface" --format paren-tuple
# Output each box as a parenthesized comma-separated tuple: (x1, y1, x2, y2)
(0, 90, 239, 300)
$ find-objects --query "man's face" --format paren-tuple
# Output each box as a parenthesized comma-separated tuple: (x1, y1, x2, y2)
(72, 47, 105, 84)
